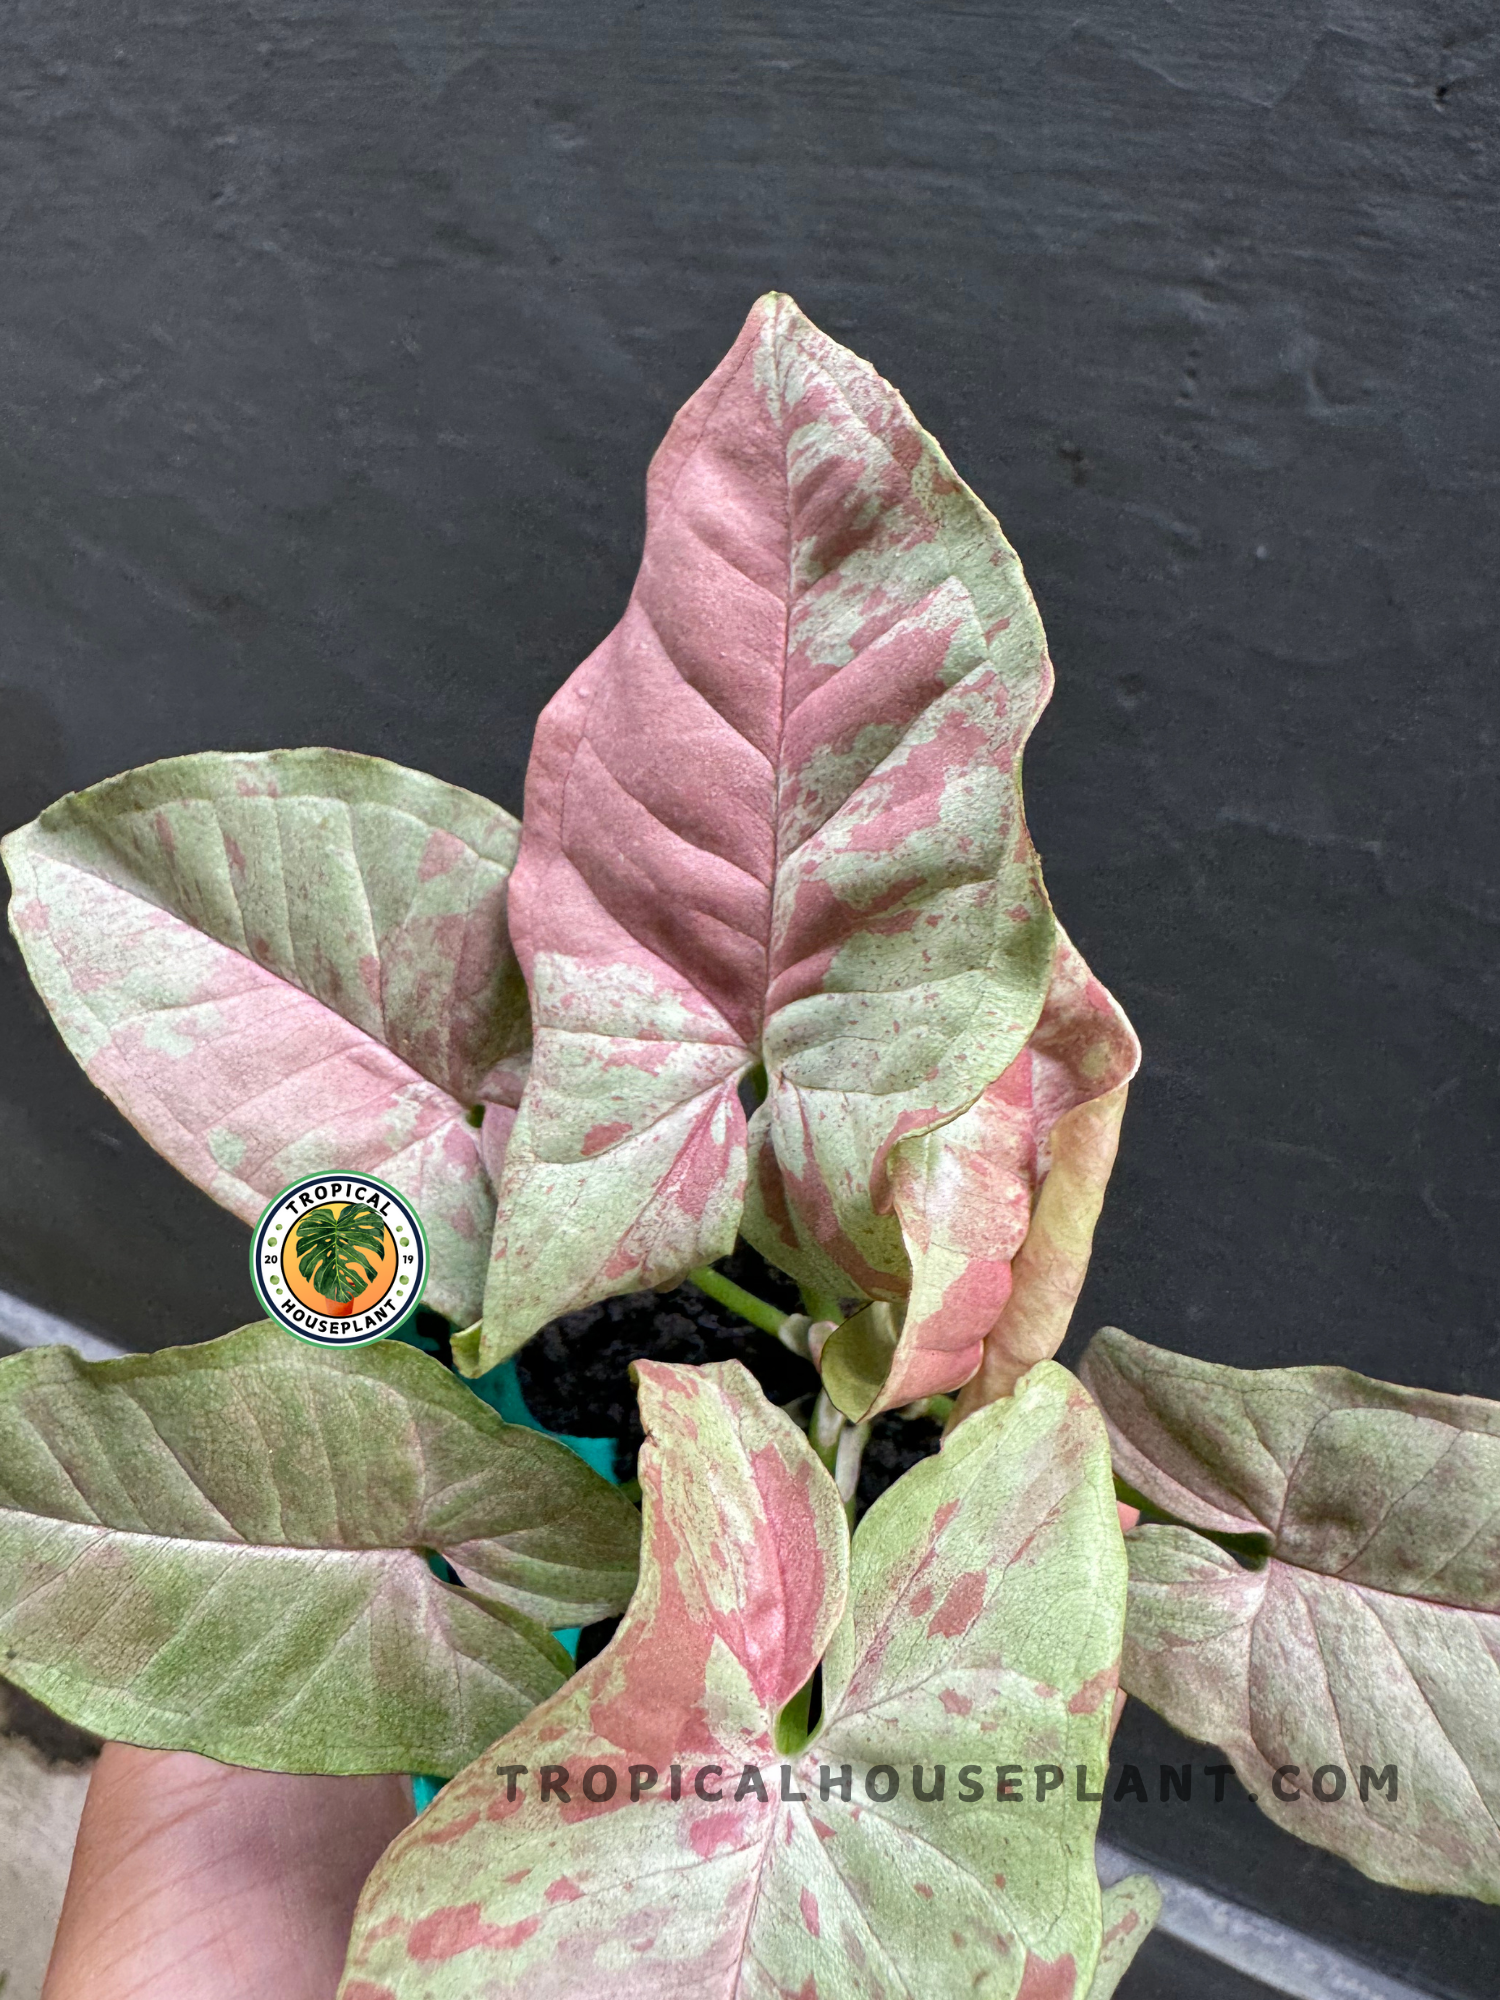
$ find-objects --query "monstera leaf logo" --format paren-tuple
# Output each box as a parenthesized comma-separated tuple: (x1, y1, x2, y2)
(293, 1203, 388, 1313)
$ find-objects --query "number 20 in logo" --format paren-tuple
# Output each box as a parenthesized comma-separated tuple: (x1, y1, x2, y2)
(250, 1171, 427, 1347)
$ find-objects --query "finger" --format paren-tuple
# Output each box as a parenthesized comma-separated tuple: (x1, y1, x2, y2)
(44, 1744, 413, 2000)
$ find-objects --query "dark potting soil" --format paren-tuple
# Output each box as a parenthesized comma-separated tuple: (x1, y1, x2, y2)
(414, 1243, 945, 1662)
(510, 1242, 943, 1509)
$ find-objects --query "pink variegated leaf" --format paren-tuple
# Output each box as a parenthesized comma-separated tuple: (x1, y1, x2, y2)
(480, 291, 1074, 1375)
(340, 1359, 1136, 1999)
(822, 926, 1139, 1419)
(2, 749, 529, 1322)
(1081, 1328, 1500, 1901)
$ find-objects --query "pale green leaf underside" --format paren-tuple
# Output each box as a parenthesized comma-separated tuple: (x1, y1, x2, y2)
(1082, 1327, 1500, 1902)
(0, 1325, 640, 1776)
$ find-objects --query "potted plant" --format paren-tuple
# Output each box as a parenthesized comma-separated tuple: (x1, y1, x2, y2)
(3, 296, 1494, 1997)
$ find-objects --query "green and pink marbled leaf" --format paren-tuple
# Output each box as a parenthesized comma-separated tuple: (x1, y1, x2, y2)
(0, 1324, 639, 1776)
(3, 748, 529, 1323)
(341, 1358, 1148, 1998)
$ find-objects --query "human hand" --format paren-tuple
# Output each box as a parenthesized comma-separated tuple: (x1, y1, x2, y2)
(42, 1743, 413, 2000)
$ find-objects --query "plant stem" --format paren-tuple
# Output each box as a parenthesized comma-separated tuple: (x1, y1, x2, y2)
(807, 1389, 868, 1525)
(809, 1388, 844, 1470)
(800, 1286, 845, 1326)
(686, 1265, 789, 1339)
(774, 1672, 816, 1754)
(833, 1419, 871, 1517)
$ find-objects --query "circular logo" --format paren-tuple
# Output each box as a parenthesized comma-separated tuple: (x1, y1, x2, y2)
(249, 1173, 427, 1347)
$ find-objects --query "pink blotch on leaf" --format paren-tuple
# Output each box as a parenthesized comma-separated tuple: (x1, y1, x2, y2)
(602, 1242, 640, 1281)
(544, 1877, 584, 1904)
(801, 1887, 821, 1937)
(1017, 1952, 1078, 1999)
(914, 1883, 934, 1900)
(582, 1120, 632, 1157)
(406, 1905, 541, 1962)
(412, 1808, 480, 1847)
(1068, 1667, 1116, 1716)
(927, 1569, 985, 1640)
(349, 1915, 403, 1962)
(939, 1688, 972, 1716)
(746, 1443, 829, 1705)
(418, 829, 465, 880)
(689, 1809, 751, 1860)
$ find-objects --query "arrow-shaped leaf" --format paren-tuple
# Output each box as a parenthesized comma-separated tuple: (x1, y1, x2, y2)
(1079, 1327, 1500, 1902)
(0, 1324, 641, 1776)
(479, 293, 1085, 1384)
(3, 748, 529, 1324)
(341, 1357, 1133, 1997)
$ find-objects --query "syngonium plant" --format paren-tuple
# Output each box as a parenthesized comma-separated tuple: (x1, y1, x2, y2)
(1, 295, 1495, 1998)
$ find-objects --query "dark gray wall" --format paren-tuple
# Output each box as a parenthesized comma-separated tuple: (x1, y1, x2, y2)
(2, 7, 1497, 1986)
(5, 0, 1496, 1376)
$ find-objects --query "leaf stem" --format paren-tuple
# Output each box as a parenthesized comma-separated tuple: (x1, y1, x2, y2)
(799, 1286, 845, 1326)
(774, 1672, 816, 1754)
(809, 1388, 868, 1525)
(686, 1265, 791, 1340)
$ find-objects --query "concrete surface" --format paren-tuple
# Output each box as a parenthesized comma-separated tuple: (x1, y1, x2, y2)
(0, 1697, 94, 2000)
